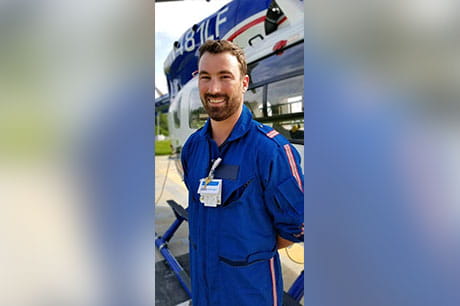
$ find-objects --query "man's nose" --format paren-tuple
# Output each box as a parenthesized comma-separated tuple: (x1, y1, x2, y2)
(207, 79, 221, 94)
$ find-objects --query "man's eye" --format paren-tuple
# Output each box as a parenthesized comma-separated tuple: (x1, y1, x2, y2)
(221, 75, 231, 79)
(200, 76, 210, 80)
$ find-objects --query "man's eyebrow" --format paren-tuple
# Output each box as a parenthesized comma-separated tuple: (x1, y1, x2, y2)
(218, 70, 234, 75)
(198, 70, 234, 75)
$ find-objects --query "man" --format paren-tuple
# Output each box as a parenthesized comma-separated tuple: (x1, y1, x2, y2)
(181, 40, 304, 306)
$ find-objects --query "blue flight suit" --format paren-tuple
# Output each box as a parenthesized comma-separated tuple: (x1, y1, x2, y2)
(181, 105, 304, 306)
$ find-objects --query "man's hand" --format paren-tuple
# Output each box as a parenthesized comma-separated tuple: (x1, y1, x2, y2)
(277, 235, 294, 249)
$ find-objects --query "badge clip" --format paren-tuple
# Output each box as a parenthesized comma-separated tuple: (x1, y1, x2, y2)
(197, 157, 223, 207)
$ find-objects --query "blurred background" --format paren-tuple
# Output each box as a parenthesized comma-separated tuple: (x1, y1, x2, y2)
(0, 0, 153, 305)
(304, 1, 460, 306)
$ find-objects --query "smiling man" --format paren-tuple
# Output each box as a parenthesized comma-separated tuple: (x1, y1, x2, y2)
(181, 40, 304, 306)
(197, 42, 247, 127)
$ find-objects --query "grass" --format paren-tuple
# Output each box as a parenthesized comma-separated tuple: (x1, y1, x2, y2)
(155, 139, 172, 155)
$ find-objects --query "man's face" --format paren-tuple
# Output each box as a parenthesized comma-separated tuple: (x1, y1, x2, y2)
(198, 51, 249, 122)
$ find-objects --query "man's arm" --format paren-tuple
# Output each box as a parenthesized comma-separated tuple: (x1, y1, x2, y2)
(258, 134, 304, 244)
(277, 235, 294, 249)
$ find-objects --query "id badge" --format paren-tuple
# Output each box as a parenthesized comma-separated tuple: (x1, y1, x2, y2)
(197, 178, 222, 207)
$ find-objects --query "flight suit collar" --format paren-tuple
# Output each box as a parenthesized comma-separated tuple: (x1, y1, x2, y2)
(198, 105, 253, 144)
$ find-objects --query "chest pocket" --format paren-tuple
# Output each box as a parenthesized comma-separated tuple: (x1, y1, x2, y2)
(214, 164, 239, 180)
(214, 163, 253, 206)
(222, 178, 253, 206)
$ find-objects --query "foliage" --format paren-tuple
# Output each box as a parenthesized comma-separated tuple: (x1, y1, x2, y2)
(155, 113, 169, 136)
(155, 139, 172, 155)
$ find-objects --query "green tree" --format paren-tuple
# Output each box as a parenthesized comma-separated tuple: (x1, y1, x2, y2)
(155, 113, 169, 136)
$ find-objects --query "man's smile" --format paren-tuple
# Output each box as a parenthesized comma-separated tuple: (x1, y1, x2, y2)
(206, 95, 227, 105)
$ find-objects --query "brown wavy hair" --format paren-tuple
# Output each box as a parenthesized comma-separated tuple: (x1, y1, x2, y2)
(198, 40, 247, 78)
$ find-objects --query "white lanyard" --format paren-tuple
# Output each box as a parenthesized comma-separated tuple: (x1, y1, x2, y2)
(204, 157, 222, 186)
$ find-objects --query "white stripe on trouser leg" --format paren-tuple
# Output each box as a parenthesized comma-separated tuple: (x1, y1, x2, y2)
(270, 257, 278, 306)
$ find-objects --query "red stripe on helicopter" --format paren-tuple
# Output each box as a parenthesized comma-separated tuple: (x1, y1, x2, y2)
(227, 16, 287, 42)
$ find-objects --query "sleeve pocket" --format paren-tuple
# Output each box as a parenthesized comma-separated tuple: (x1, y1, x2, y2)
(274, 176, 304, 216)
(272, 177, 304, 242)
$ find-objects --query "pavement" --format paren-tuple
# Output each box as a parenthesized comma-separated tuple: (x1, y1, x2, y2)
(155, 155, 304, 305)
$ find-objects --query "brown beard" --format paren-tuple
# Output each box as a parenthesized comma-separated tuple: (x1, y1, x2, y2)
(202, 93, 241, 122)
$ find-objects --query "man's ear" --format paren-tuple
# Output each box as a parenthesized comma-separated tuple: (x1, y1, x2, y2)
(242, 74, 249, 92)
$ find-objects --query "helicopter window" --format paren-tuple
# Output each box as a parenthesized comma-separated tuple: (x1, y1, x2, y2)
(244, 86, 264, 118)
(271, 119, 304, 144)
(248, 42, 303, 86)
(264, 74, 304, 144)
(189, 87, 208, 129)
(267, 75, 303, 117)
